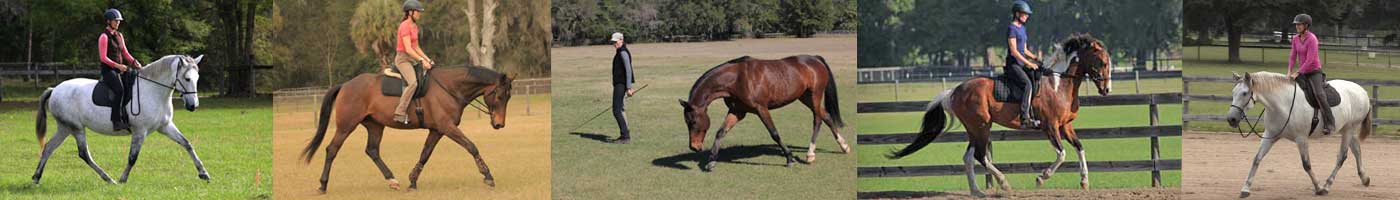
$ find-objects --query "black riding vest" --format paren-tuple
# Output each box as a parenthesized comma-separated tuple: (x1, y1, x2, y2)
(612, 45, 632, 84)
(101, 31, 126, 69)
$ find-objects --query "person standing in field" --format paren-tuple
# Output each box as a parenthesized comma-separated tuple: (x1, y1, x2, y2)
(609, 32, 636, 144)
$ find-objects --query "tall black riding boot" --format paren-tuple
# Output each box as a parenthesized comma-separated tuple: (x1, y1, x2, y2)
(1020, 78, 1041, 129)
(1305, 72, 1334, 134)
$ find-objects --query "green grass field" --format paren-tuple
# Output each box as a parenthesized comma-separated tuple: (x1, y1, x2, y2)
(551, 37, 858, 199)
(0, 97, 272, 199)
(1183, 46, 1400, 136)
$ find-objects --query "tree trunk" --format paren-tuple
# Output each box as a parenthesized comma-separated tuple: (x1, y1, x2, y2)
(1226, 18, 1242, 63)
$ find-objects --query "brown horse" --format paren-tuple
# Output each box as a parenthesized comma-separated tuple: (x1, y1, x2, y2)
(887, 35, 1112, 197)
(300, 66, 514, 193)
(679, 55, 848, 171)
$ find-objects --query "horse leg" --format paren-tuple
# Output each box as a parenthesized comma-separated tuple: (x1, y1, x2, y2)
(442, 128, 495, 187)
(1294, 138, 1325, 195)
(1322, 129, 1351, 192)
(31, 128, 70, 185)
(756, 108, 797, 167)
(962, 145, 985, 197)
(704, 112, 744, 171)
(157, 123, 209, 181)
(1349, 134, 1370, 187)
(806, 118, 821, 163)
(318, 122, 358, 194)
(408, 131, 444, 191)
(1067, 127, 1089, 190)
(1240, 137, 1280, 198)
(1036, 125, 1066, 188)
(362, 123, 400, 190)
(974, 134, 1012, 193)
(117, 129, 151, 183)
(72, 127, 115, 183)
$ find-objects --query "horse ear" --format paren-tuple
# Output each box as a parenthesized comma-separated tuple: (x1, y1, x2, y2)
(677, 99, 689, 107)
(193, 55, 205, 64)
(1231, 71, 1242, 82)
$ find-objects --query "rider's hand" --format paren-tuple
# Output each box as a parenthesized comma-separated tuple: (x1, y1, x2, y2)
(1289, 73, 1298, 79)
(116, 64, 128, 72)
(1027, 63, 1040, 70)
(626, 88, 636, 97)
(133, 62, 142, 69)
(422, 61, 433, 69)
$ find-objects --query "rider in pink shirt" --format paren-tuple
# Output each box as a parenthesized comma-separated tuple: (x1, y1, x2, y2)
(1288, 14, 1333, 134)
(98, 8, 142, 131)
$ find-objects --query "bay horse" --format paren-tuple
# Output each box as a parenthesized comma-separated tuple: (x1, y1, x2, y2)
(34, 55, 207, 184)
(300, 66, 514, 193)
(678, 54, 848, 171)
(1226, 72, 1373, 198)
(887, 35, 1113, 197)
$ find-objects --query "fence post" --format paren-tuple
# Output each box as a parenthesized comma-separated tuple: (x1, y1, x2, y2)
(525, 84, 532, 116)
(1135, 71, 1141, 94)
(1260, 47, 1264, 63)
(1150, 94, 1162, 187)
(894, 79, 900, 101)
(1374, 85, 1380, 131)
(1182, 78, 1191, 128)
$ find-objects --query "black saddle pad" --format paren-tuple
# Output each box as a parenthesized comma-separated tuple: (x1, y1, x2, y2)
(381, 64, 429, 97)
(1302, 83, 1342, 109)
(991, 75, 1039, 103)
(91, 81, 132, 107)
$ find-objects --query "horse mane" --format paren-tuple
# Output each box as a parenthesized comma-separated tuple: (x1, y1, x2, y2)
(1060, 34, 1100, 55)
(688, 56, 750, 100)
(1246, 71, 1292, 93)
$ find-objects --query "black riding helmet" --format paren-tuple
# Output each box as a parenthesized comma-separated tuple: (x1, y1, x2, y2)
(104, 9, 123, 21)
(403, 0, 424, 12)
(1293, 14, 1312, 26)
(1012, 0, 1032, 15)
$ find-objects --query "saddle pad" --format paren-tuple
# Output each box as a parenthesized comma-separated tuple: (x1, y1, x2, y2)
(1302, 83, 1341, 109)
(91, 81, 131, 107)
(381, 65, 429, 97)
(991, 75, 1038, 103)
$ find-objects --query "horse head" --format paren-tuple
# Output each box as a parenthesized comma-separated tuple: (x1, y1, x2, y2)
(144, 55, 204, 111)
(484, 73, 515, 129)
(678, 99, 709, 152)
(1226, 72, 1259, 128)
(1063, 34, 1112, 96)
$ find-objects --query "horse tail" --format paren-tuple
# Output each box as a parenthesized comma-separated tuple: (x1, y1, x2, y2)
(816, 55, 845, 128)
(302, 84, 343, 163)
(888, 89, 954, 159)
(1361, 108, 1374, 141)
(35, 88, 53, 149)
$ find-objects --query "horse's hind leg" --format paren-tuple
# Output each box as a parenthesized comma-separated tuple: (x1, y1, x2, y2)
(72, 127, 115, 183)
(408, 131, 445, 191)
(756, 108, 797, 167)
(1294, 138, 1325, 195)
(442, 128, 495, 187)
(1349, 133, 1370, 187)
(1322, 128, 1352, 193)
(157, 123, 209, 181)
(1036, 125, 1067, 188)
(318, 121, 359, 193)
(362, 123, 400, 190)
(962, 144, 985, 197)
(972, 132, 1012, 193)
(1240, 137, 1280, 198)
(117, 129, 151, 183)
(31, 126, 72, 185)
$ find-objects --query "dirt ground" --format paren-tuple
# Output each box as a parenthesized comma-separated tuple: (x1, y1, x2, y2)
(864, 188, 1180, 200)
(272, 95, 551, 199)
(1182, 131, 1400, 199)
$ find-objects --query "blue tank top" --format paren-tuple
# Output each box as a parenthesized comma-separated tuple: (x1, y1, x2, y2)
(1006, 24, 1029, 66)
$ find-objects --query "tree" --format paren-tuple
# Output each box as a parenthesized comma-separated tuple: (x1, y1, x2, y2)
(780, 0, 834, 38)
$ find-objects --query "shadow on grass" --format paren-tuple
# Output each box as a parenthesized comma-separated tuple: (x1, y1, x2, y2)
(856, 190, 986, 199)
(650, 144, 845, 171)
(567, 132, 616, 143)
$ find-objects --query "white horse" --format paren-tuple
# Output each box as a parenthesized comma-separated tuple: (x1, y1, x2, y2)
(32, 55, 206, 185)
(1225, 71, 1374, 198)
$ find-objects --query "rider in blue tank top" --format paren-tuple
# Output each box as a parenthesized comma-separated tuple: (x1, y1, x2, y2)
(1005, 0, 1041, 129)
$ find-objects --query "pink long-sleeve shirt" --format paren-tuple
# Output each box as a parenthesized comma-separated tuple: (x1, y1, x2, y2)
(98, 29, 137, 68)
(1289, 31, 1321, 74)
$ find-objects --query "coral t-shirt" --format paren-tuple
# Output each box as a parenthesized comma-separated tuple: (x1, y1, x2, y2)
(396, 20, 418, 52)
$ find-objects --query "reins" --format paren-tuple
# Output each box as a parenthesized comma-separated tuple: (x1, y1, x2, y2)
(127, 58, 197, 116)
(1234, 83, 1299, 139)
(426, 69, 493, 116)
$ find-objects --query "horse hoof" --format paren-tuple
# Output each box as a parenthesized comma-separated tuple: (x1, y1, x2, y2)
(1316, 189, 1329, 196)
(785, 161, 795, 167)
(388, 179, 401, 190)
(483, 179, 496, 187)
(805, 154, 816, 163)
(199, 174, 210, 180)
(1080, 182, 1089, 190)
(1239, 191, 1251, 198)
(840, 144, 851, 154)
(318, 188, 328, 195)
(970, 191, 987, 198)
(702, 162, 717, 171)
(1035, 177, 1045, 188)
(1364, 177, 1372, 187)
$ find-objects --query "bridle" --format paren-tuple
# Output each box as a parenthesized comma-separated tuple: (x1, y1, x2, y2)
(1231, 82, 1299, 139)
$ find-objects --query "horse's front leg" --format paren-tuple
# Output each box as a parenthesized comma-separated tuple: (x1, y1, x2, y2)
(408, 131, 445, 191)
(157, 123, 209, 181)
(704, 112, 745, 171)
(118, 128, 151, 183)
(755, 108, 796, 167)
(441, 127, 495, 187)
(1240, 137, 1280, 198)
(1294, 138, 1325, 195)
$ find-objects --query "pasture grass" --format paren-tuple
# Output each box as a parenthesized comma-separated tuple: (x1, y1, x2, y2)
(0, 97, 273, 199)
